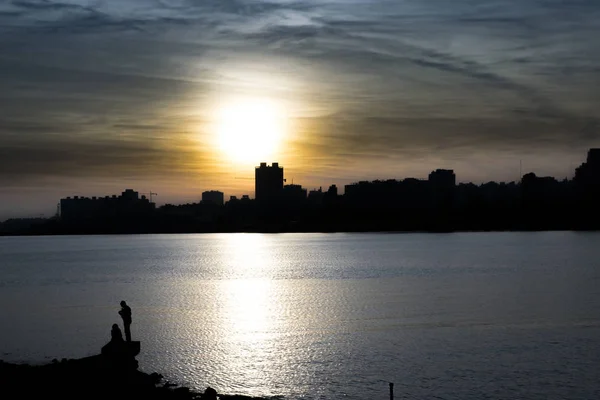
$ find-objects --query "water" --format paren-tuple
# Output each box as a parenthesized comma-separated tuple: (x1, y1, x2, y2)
(1, 232, 599, 399)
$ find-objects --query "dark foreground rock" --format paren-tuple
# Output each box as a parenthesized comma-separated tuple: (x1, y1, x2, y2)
(0, 355, 280, 400)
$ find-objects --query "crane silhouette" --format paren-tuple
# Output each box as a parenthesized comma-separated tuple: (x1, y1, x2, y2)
(140, 192, 158, 203)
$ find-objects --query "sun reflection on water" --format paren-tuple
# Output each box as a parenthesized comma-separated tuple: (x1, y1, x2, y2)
(215, 234, 281, 394)
(221, 233, 274, 273)
(224, 279, 272, 335)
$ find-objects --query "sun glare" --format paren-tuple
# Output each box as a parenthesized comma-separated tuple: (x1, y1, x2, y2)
(215, 98, 286, 164)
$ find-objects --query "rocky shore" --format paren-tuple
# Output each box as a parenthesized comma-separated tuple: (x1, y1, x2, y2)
(0, 345, 279, 400)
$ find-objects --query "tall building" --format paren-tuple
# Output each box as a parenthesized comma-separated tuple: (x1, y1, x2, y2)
(255, 162, 284, 203)
(428, 169, 456, 210)
(575, 148, 600, 185)
(574, 149, 600, 217)
(202, 190, 224, 206)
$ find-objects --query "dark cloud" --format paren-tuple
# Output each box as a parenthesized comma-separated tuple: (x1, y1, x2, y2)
(298, 114, 594, 158)
(0, 137, 198, 182)
(10, 0, 89, 12)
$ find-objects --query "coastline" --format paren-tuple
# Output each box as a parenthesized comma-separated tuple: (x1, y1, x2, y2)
(0, 354, 276, 400)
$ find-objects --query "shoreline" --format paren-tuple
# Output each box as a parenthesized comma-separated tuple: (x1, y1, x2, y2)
(0, 353, 277, 400)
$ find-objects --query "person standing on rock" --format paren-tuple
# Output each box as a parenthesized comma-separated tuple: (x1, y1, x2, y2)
(119, 300, 132, 342)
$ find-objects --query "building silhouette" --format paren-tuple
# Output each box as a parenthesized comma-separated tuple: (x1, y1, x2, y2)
(345, 179, 431, 209)
(308, 187, 324, 205)
(255, 162, 284, 203)
(202, 191, 224, 206)
(428, 169, 456, 211)
(575, 148, 600, 186)
(428, 169, 456, 189)
(327, 185, 338, 197)
(8, 147, 600, 236)
(283, 184, 307, 206)
(573, 148, 600, 226)
(60, 189, 154, 223)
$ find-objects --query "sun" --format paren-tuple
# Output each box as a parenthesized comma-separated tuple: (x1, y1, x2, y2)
(215, 98, 286, 164)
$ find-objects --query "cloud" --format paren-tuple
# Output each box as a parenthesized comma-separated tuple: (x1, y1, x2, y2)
(0, 0, 599, 216)
(0, 136, 195, 182)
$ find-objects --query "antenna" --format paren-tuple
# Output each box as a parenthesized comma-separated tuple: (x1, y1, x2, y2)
(519, 159, 522, 181)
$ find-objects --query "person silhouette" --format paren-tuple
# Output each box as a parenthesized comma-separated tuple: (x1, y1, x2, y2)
(101, 323, 125, 357)
(118, 301, 132, 342)
(111, 323, 124, 342)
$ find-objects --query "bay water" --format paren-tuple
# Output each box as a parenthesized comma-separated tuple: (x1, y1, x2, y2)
(1, 232, 599, 399)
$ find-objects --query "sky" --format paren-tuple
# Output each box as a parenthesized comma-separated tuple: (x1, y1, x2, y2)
(1, 0, 599, 218)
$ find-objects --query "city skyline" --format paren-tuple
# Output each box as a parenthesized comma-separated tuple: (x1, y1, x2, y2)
(3, 147, 599, 235)
(3, 148, 596, 222)
(1, 0, 599, 219)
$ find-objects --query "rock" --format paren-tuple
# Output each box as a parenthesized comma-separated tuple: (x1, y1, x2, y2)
(202, 387, 218, 400)
(0, 356, 271, 400)
(174, 387, 190, 395)
(149, 372, 163, 385)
